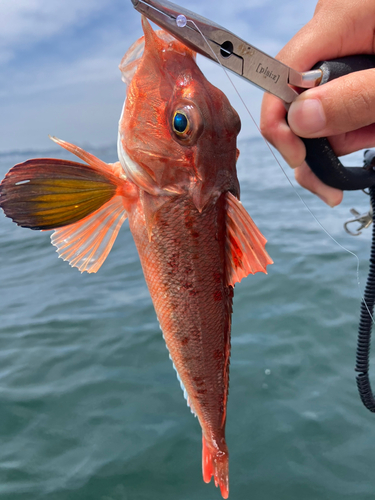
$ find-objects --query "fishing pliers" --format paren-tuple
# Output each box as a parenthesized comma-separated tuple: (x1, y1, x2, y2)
(131, 0, 375, 191)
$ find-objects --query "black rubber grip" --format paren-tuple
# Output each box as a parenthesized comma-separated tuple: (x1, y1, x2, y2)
(304, 137, 375, 190)
(300, 55, 375, 191)
(318, 55, 375, 84)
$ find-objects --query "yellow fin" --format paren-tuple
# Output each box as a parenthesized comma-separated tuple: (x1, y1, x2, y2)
(226, 192, 273, 286)
(0, 158, 118, 230)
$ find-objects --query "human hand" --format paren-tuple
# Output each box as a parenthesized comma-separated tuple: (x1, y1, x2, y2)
(260, 0, 375, 206)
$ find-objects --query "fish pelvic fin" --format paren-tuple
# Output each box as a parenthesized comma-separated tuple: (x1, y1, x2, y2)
(202, 435, 229, 499)
(0, 137, 138, 273)
(226, 192, 273, 286)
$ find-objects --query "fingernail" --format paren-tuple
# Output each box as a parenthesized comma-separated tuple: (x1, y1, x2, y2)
(288, 98, 326, 136)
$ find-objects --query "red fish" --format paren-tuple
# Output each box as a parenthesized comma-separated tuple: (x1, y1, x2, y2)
(0, 18, 272, 498)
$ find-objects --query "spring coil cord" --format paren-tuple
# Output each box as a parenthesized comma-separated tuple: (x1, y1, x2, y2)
(356, 184, 375, 412)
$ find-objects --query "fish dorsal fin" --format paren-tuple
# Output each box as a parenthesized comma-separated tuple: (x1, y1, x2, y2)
(119, 36, 146, 86)
(226, 192, 273, 286)
(119, 27, 176, 86)
(51, 195, 128, 273)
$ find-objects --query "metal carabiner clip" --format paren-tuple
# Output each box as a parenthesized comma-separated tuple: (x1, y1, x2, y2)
(344, 206, 373, 236)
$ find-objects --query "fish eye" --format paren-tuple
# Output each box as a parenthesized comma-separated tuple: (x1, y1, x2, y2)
(172, 111, 189, 136)
(169, 103, 203, 145)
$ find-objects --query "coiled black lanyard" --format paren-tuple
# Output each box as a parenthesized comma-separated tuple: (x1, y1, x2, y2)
(355, 152, 375, 412)
(292, 56, 375, 412)
(308, 146, 375, 412)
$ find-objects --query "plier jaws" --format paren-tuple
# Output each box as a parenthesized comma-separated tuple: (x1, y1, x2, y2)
(131, 0, 323, 104)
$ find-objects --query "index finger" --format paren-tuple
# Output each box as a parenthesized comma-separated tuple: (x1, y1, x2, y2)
(260, 94, 306, 168)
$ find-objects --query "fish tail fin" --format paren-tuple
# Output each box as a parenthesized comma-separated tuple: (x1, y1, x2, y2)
(202, 435, 229, 499)
(0, 137, 138, 273)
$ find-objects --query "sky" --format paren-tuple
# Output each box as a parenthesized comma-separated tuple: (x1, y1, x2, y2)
(0, 0, 318, 153)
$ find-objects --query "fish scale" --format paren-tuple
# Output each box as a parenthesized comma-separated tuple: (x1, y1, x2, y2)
(129, 193, 232, 439)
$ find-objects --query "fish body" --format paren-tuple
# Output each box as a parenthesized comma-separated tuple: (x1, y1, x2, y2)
(0, 18, 272, 499)
(121, 21, 239, 494)
(130, 193, 232, 491)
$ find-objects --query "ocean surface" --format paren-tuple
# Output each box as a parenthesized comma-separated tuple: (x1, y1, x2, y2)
(1, 138, 375, 500)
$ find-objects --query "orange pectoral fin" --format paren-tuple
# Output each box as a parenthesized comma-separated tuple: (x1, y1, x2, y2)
(51, 195, 128, 273)
(0, 139, 139, 273)
(226, 191, 273, 286)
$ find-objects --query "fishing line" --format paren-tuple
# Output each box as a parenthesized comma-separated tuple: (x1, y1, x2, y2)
(175, 15, 375, 325)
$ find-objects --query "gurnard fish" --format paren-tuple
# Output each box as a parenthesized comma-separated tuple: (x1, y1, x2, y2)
(0, 18, 272, 498)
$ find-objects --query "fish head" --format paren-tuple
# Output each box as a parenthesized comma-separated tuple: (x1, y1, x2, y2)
(118, 17, 241, 211)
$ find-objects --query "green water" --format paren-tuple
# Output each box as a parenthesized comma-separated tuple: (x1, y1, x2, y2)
(1, 138, 375, 499)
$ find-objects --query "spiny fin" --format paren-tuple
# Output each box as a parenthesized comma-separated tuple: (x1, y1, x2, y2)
(202, 436, 229, 499)
(119, 36, 146, 86)
(48, 136, 123, 177)
(226, 192, 273, 286)
(118, 24, 186, 87)
(51, 195, 127, 273)
(0, 137, 139, 273)
(0, 158, 118, 230)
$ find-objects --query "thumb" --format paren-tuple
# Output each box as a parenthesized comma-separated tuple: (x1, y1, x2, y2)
(288, 68, 375, 138)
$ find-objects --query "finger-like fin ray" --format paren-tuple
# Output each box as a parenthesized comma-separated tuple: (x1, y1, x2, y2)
(51, 195, 127, 273)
